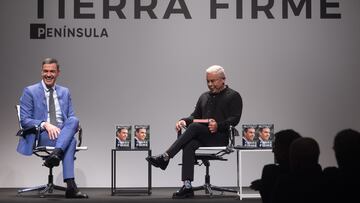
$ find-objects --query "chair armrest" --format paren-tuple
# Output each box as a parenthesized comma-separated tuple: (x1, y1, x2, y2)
(76, 146, 88, 151)
(37, 146, 88, 151)
(16, 125, 40, 137)
(74, 125, 88, 151)
(198, 146, 227, 150)
(36, 146, 55, 151)
(77, 125, 83, 147)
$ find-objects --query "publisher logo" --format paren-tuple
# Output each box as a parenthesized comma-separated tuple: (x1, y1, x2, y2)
(30, 24, 46, 39)
(29, 23, 108, 39)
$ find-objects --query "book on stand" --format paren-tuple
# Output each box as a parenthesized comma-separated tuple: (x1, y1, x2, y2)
(115, 125, 131, 149)
(134, 125, 150, 149)
(256, 124, 274, 149)
(242, 124, 258, 148)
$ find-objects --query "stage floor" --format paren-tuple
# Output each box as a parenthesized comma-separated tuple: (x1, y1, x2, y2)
(0, 187, 261, 203)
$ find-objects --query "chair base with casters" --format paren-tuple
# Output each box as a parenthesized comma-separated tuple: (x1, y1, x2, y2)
(178, 126, 240, 196)
(17, 146, 87, 197)
(17, 166, 66, 197)
(192, 147, 238, 196)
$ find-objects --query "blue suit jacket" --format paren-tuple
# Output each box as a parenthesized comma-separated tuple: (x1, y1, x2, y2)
(17, 82, 76, 156)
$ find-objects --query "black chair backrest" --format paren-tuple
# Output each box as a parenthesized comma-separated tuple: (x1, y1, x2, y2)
(15, 105, 44, 154)
(15, 105, 22, 130)
(229, 126, 240, 147)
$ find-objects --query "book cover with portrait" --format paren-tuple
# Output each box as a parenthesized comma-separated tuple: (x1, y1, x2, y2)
(134, 125, 150, 149)
(115, 125, 131, 149)
(256, 124, 274, 149)
(242, 124, 258, 148)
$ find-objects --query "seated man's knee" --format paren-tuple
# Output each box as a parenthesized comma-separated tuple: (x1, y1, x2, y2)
(67, 116, 79, 127)
(186, 122, 207, 133)
(187, 122, 204, 130)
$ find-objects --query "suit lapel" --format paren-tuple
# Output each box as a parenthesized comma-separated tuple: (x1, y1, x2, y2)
(55, 85, 67, 119)
(37, 82, 47, 120)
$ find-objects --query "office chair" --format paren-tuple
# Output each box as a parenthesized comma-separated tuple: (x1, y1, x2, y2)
(15, 105, 87, 197)
(192, 126, 239, 196)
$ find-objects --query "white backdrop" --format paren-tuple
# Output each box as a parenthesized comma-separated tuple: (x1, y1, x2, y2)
(0, 0, 359, 188)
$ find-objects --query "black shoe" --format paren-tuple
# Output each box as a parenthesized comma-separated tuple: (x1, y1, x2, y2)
(172, 186, 194, 199)
(43, 153, 61, 168)
(65, 189, 89, 199)
(146, 155, 169, 170)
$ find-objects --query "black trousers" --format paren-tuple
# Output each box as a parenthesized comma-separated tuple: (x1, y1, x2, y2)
(166, 123, 228, 181)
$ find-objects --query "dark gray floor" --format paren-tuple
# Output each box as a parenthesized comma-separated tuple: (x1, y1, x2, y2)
(0, 188, 262, 203)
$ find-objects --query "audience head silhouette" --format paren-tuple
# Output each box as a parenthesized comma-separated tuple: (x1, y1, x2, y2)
(273, 129, 302, 166)
(333, 129, 360, 170)
(289, 137, 320, 172)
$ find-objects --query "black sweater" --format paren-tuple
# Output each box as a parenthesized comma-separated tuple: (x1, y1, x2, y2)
(182, 86, 243, 132)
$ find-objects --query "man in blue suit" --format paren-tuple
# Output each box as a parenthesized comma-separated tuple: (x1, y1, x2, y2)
(17, 58, 88, 198)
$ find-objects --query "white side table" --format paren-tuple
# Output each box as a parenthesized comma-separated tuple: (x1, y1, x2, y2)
(236, 148, 272, 200)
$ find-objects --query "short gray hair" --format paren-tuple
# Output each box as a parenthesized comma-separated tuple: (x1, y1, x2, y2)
(206, 65, 225, 79)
